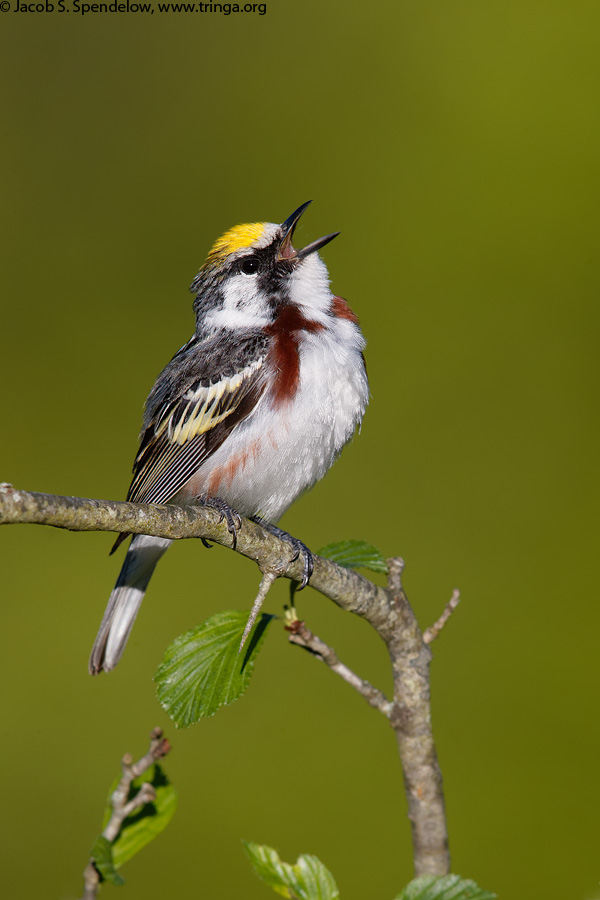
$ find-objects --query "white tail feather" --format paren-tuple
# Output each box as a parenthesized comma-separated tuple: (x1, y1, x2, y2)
(89, 534, 172, 674)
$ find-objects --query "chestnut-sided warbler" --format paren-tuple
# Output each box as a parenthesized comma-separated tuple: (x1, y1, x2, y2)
(89, 202, 369, 674)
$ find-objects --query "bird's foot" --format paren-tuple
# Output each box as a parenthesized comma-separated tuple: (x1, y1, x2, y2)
(198, 495, 242, 550)
(250, 517, 314, 589)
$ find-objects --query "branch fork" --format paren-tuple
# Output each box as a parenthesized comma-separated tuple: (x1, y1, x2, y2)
(81, 728, 171, 899)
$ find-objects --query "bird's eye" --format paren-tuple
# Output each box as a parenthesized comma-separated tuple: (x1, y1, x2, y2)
(240, 256, 260, 275)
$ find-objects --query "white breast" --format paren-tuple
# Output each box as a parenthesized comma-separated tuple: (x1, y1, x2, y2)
(188, 316, 368, 523)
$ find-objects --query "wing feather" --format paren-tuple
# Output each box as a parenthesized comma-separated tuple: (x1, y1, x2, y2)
(127, 353, 266, 505)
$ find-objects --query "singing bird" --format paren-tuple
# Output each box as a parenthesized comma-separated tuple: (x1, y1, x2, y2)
(90, 202, 369, 674)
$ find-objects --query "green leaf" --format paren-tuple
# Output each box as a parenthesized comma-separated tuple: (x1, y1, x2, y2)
(395, 874, 496, 900)
(316, 539, 388, 574)
(101, 764, 177, 870)
(244, 842, 339, 900)
(155, 610, 275, 727)
(90, 835, 125, 886)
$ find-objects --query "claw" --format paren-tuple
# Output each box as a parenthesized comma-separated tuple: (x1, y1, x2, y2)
(198, 495, 242, 550)
(250, 517, 314, 589)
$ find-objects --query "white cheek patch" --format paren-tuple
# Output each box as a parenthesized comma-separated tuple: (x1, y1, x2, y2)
(204, 275, 272, 331)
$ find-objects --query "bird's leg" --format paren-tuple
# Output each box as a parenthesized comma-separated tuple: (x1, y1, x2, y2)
(250, 517, 314, 589)
(197, 494, 242, 550)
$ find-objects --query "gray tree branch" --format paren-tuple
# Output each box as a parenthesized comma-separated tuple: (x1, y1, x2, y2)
(81, 728, 171, 899)
(1, 483, 452, 877)
(286, 615, 394, 716)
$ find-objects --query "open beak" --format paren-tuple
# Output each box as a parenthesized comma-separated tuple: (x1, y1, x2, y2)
(279, 201, 340, 261)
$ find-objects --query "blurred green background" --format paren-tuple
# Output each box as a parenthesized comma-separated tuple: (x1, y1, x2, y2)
(1, 1, 599, 897)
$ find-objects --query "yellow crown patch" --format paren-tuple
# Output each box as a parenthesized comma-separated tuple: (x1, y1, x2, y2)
(206, 222, 268, 265)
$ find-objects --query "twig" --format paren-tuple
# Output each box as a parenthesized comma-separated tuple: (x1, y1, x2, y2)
(423, 589, 461, 645)
(239, 570, 279, 653)
(81, 728, 171, 899)
(286, 615, 394, 716)
(81, 864, 100, 900)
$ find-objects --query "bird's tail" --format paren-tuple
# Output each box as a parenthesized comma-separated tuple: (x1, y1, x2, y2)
(89, 534, 172, 675)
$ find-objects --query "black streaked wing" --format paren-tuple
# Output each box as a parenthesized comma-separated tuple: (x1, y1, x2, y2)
(127, 355, 267, 505)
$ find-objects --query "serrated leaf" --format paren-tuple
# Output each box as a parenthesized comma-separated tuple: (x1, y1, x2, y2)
(101, 764, 177, 870)
(395, 874, 496, 900)
(316, 539, 388, 574)
(90, 835, 125, 886)
(155, 610, 275, 727)
(244, 842, 339, 900)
